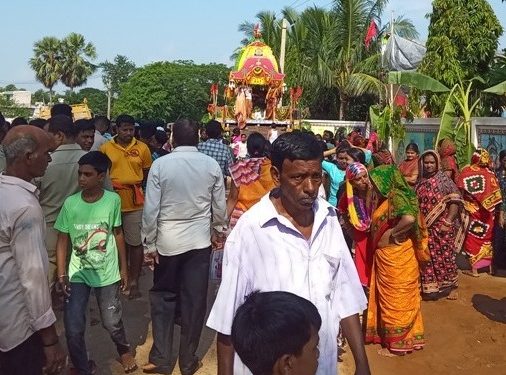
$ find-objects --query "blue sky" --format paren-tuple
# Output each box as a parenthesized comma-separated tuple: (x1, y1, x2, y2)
(1, 0, 505, 92)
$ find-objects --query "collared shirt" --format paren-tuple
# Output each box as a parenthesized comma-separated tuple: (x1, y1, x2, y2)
(207, 194, 367, 375)
(0, 174, 56, 352)
(38, 143, 87, 224)
(322, 160, 346, 206)
(197, 138, 234, 177)
(142, 146, 227, 256)
(100, 137, 152, 212)
(91, 130, 108, 151)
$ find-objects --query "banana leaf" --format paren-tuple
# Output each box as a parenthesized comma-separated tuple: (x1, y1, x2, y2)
(484, 80, 506, 95)
(387, 71, 450, 92)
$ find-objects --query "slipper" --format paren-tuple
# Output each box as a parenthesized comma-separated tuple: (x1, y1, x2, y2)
(120, 353, 138, 374)
(142, 363, 171, 374)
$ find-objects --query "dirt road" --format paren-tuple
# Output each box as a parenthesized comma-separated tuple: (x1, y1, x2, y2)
(79, 271, 505, 375)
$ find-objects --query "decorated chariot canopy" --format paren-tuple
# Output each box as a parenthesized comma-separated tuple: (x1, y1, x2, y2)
(229, 26, 285, 87)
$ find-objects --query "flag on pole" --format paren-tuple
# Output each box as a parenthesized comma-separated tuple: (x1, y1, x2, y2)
(364, 20, 379, 49)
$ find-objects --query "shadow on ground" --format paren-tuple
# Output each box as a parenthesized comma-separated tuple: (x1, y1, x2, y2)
(471, 294, 506, 324)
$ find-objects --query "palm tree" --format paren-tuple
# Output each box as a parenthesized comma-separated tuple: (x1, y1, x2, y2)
(60, 33, 97, 91)
(29, 36, 62, 103)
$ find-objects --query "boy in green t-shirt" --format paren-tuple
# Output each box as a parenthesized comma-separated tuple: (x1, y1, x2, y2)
(54, 151, 137, 374)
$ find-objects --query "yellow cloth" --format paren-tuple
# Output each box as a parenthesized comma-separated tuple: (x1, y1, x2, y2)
(100, 138, 152, 212)
(235, 160, 276, 212)
(365, 200, 425, 352)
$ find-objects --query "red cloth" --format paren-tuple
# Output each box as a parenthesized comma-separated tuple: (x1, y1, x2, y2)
(365, 20, 378, 48)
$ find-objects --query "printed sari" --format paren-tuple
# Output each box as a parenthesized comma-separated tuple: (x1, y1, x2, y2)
(365, 165, 428, 352)
(437, 138, 459, 183)
(457, 149, 502, 270)
(416, 150, 462, 297)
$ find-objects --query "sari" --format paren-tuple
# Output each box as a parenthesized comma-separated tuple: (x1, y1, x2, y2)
(457, 149, 502, 270)
(365, 165, 428, 352)
(399, 158, 419, 187)
(437, 139, 459, 183)
(337, 163, 372, 286)
(416, 150, 462, 297)
(494, 168, 506, 269)
(229, 157, 276, 228)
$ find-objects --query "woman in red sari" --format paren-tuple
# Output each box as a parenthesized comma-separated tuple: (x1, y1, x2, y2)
(337, 162, 373, 288)
(457, 148, 502, 276)
(437, 138, 459, 183)
(416, 150, 462, 300)
(399, 143, 419, 187)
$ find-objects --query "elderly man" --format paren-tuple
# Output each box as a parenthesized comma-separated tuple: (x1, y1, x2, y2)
(142, 119, 226, 375)
(0, 126, 66, 375)
(207, 132, 370, 375)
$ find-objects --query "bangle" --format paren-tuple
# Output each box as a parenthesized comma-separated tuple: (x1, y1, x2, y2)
(58, 274, 68, 279)
(442, 218, 453, 226)
(42, 337, 59, 347)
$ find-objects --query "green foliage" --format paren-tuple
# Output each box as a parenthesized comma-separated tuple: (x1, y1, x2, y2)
(0, 93, 31, 119)
(418, 0, 503, 114)
(29, 36, 62, 101)
(369, 103, 412, 148)
(100, 55, 137, 98)
(387, 71, 450, 92)
(32, 89, 51, 104)
(63, 88, 107, 115)
(114, 61, 229, 122)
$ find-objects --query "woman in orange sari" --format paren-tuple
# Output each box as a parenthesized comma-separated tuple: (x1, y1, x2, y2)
(398, 143, 419, 187)
(227, 132, 275, 229)
(365, 165, 429, 356)
(437, 138, 459, 183)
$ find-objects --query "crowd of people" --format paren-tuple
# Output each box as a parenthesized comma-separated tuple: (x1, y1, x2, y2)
(1, 108, 505, 375)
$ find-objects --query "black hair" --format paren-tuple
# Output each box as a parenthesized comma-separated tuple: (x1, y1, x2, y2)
(247, 132, 266, 158)
(232, 291, 322, 375)
(78, 151, 111, 174)
(51, 103, 72, 117)
(500, 150, 506, 161)
(232, 127, 241, 135)
(173, 119, 198, 146)
(48, 115, 76, 137)
(154, 129, 168, 146)
(116, 114, 135, 127)
(271, 132, 322, 171)
(29, 118, 48, 129)
(346, 147, 366, 164)
(11, 117, 28, 127)
(405, 142, 419, 154)
(205, 120, 222, 139)
(139, 123, 156, 140)
(75, 119, 95, 133)
(93, 115, 110, 132)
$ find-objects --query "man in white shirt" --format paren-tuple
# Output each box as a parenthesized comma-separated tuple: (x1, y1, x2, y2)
(237, 133, 248, 159)
(207, 132, 370, 375)
(0, 126, 66, 375)
(142, 119, 227, 375)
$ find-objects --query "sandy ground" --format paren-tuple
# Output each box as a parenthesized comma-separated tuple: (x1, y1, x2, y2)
(60, 269, 506, 375)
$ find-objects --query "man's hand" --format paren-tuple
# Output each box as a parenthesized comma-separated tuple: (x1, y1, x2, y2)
(42, 341, 66, 375)
(212, 230, 226, 250)
(120, 270, 129, 292)
(57, 275, 71, 297)
(144, 250, 159, 271)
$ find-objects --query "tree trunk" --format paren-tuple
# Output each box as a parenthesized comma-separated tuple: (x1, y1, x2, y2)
(339, 93, 348, 121)
(49, 88, 53, 104)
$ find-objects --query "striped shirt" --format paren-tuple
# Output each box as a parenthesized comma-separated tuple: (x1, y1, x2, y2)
(207, 193, 367, 375)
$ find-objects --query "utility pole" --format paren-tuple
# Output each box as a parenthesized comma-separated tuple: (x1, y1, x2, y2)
(106, 79, 112, 119)
(279, 18, 288, 107)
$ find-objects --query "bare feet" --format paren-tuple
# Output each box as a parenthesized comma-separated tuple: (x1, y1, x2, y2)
(120, 353, 137, 373)
(447, 289, 459, 300)
(463, 270, 479, 278)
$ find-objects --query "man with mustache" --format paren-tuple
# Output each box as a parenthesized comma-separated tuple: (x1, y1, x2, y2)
(207, 132, 370, 375)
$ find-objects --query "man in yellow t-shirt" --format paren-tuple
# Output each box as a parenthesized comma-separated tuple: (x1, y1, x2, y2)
(100, 114, 152, 299)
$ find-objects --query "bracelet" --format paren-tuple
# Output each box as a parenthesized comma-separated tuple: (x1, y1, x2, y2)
(42, 337, 59, 347)
(58, 274, 68, 279)
(441, 218, 453, 226)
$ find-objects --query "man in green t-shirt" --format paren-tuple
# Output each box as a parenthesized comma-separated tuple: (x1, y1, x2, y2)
(54, 152, 137, 374)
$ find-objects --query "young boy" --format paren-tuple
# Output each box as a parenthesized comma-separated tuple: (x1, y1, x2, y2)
(54, 151, 137, 374)
(231, 291, 322, 375)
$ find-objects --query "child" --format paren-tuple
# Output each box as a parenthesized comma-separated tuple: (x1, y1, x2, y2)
(231, 291, 322, 375)
(54, 151, 137, 374)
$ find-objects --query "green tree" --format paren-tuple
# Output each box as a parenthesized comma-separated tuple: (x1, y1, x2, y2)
(63, 88, 108, 115)
(114, 61, 229, 121)
(418, 0, 503, 114)
(32, 89, 51, 104)
(29, 36, 61, 102)
(60, 33, 97, 91)
(100, 55, 136, 98)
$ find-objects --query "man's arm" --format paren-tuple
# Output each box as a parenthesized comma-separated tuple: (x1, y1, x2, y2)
(142, 164, 161, 254)
(114, 227, 129, 290)
(341, 314, 371, 375)
(226, 182, 239, 219)
(211, 165, 227, 232)
(217, 333, 235, 375)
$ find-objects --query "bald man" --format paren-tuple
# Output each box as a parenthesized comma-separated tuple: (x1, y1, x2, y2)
(0, 126, 66, 375)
